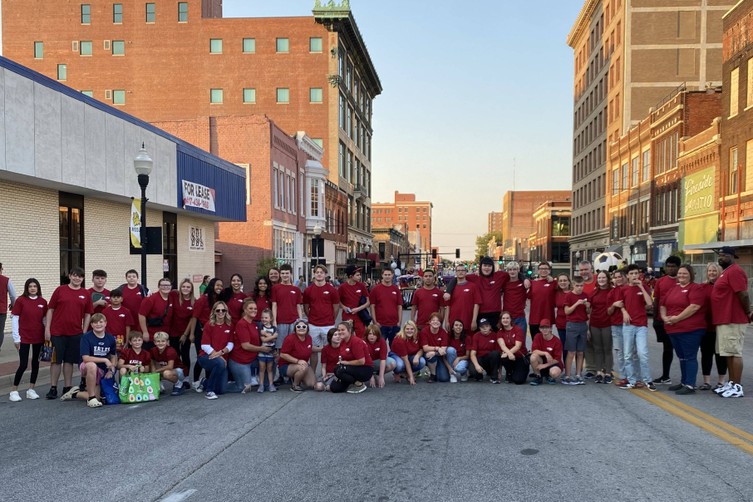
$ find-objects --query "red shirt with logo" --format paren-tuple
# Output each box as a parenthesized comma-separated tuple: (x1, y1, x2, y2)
(607, 286, 625, 325)
(230, 318, 261, 365)
(170, 295, 194, 339)
(448, 336, 468, 357)
(280, 334, 313, 364)
(150, 346, 184, 371)
(618, 285, 650, 327)
(321, 344, 341, 372)
(711, 263, 750, 325)
(499, 325, 527, 358)
(367, 337, 388, 361)
(653, 274, 678, 308)
(418, 327, 449, 350)
(390, 336, 420, 358)
(303, 283, 340, 326)
(471, 330, 501, 358)
(251, 293, 271, 322)
(447, 281, 482, 330)
(564, 291, 589, 323)
(120, 347, 152, 368)
(271, 284, 303, 324)
(663, 282, 707, 334)
(139, 293, 174, 336)
(369, 283, 402, 326)
(411, 286, 444, 328)
(199, 323, 234, 359)
(120, 285, 145, 324)
(12, 295, 48, 344)
(49, 285, 94, 336)
(87, 287, 110, 315)
(531, 333, 563, 368)
(502, 278, 528, 319)
(339, 335, 373, 366)
(227, 291, 247, 324)
(554, 290, 568, 330)
(102, 305, 134, 351)
(588, 287, 612, 328)
(466, 271, 509, 313)
(528, 279, 557, 325)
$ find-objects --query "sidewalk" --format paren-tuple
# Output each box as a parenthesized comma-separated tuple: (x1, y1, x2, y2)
(0, 332, 80, 393)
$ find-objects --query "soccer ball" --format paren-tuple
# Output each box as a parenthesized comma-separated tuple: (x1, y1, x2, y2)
(593, 251, 624, 271)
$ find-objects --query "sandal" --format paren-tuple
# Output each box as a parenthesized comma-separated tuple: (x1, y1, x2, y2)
(698, 383, 712, 391)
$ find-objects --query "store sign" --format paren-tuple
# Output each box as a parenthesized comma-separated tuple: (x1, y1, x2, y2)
(682, 167, 714, 218)
(182, 180, 216, 212)
(189, 226, 205, 251)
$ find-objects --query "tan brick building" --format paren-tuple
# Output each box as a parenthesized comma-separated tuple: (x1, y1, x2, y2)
(488, 211, 503, 234)
(501, 191, 571, 262)
(372, 191, 433, 255)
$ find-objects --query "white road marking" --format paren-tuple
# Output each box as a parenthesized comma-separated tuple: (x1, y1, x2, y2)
(160, 489, 197, 502)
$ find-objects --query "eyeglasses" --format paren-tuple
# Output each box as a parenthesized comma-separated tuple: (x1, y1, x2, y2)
(295, 324, 307, 329)
(214, 309, 227, 313)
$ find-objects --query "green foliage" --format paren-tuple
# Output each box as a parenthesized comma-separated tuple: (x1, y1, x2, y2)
(475, 231, 502, 261)
(256, 257, 279, 278)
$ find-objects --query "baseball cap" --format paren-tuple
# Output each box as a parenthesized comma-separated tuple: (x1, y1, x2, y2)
(345, 265, 362, 277)
(539, 318, 552, 328)
(478, 318, 491, 326)
(716, 246, 739, 258)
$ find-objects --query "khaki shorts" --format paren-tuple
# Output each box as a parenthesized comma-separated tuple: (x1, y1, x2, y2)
(716, 324, 747, 357)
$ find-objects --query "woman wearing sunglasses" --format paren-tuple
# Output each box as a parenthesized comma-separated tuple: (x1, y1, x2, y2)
(197, 301, 234, 399)
(279, 319, 321, 392)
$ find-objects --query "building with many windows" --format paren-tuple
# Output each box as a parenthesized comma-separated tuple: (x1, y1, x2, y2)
(371, 191, 433, 255)
(501, 191, 571, 262)
(528, 200, 572, 275)
(0, 0, 381, 268)
(488, 211, 503, 234)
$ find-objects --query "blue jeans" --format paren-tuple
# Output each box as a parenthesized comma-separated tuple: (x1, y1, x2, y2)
(198, 355, 228, 394)
(669, 329, 704, 387)
(622, 325, 651, 384)
(433, 347, 457, 382)
(390, 352, 425, 374)
(226, 359, 259, 392)
(380, 326, 400, 346)
(453, 359, 469, 376)
(513, 317, 528, 339)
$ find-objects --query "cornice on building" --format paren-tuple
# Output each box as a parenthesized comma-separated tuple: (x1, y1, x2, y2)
(567, 0, 600, 47)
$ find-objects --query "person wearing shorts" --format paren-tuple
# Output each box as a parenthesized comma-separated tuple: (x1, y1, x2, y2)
(529, 320, 563, 385)
(563, 277, 590, 385)
(303, 264, 340, 373)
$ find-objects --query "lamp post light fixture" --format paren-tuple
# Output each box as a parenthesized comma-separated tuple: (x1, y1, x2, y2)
(311, 224, 323, 277)
(134, 143, 153, 289)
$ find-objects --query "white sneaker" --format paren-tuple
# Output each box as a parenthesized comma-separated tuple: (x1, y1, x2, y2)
(159, 383, 166, 393)
(192, 380, 203, 393)
(250, 375, 259, 386)
(449, 374, 458, 383)
(9, 391, 21, 402)
(26, 389, 40, 400)
(205, 391, 218, 400)
(721, 383, 744, 398)
(714, 381, 732, 395)
(460, 374, 468, 382)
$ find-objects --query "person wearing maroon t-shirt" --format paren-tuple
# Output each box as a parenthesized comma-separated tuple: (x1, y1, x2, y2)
(221, 274, 248, 324)
(498, 312, 529, 384)
(279, 320, 321, 392)
(230, 299, 273, 394)
(197, 301, 235, 399)
(330, 321, 374, 393)
(502, 262, 530, 341)
(578, 260, 598, 378)
(699, 263, 728, 390)
(118, 331, 152, 376)
(370, 268, 403, 345)
(528, 262, 558, 340)
(609, 270, 634, 385)
(419, 313, 454, 383)
(660, 265, 706, 395)
(304, 264, 341, 357)
(563, 277, 591, 385)
(588, 271, 614, 384)
(448, 320, 470, 381)
(150, 332, 186, 396)
(469, 318, 501, 383)
(443, 264, 482, 333)
(44, 267, 93, 400)
(652, 256, 680, 385)
(188, 278, 223, 390)
(88, 269, 110, 315)
(365, 324, 396, 388)
(172, 279, 195, 376)
(529, 319, 563, 385)
(271, 264, 305, 349)
(617, 264, 655, 390)
(711, 247, 752, 398)
(119, 269, 147, 327)
(446, 257, 509, 331)
(339, 265, 371, 338)
(138, 277, 174, 347)
(8, 278, 47, 402)
(320, 327, 343, 390)
(389, 321, 425, 385)
(251, 276, 272, 322)
(411, 269, 445, 331)
(102, 290, 133, 354)
(553, 274, 571, 362)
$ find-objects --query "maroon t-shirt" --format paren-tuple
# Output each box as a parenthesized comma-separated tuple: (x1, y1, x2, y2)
(502, 278, 528, 319)
(711, 263, 750, 325)
(588, 287, 612, 328)
(448, 336, 468, 357)
(230, 318, 261, 365)
(564, 291, 589, 323)
(321, 344, 341, 372)
(138, 293, 173, 336)
(618, 285, 649, 327)
(199, 323, 233, 358)
(369, 283, 402, 326)
(466, 271, 509, 313)
(192, 295, 212, 326)
(338, 281, 369, 325)
(446, 281, 482, 329)
(102, 306, 134, 349)
(532, 333, 563, 368)
(303, 282, 340, 326)
(280, 334, 313, 364)
(12, 295, 47, 344)
(554, 290, 568, 330)
(471, 331, 501, 358)
(411, 286, 444, 327)
(170, 296, 194, 338)
(528, 279, 556, 325)
(49, 285, 94, 336)
(271, 284, 303, 324)
(87, 287, 110, 315)
(418, 327, 449, 350)
(664, 282, 707, 334)
(390, 336, 420, 358)
(251, 293, 271, 322)
(226, 291, 247, 324)
(499, 325, 527, 358)
(120, 347, 151, 368)
(120, 285, 145, 325)
(367, 338, 388, 361)
(339, 335, 373, 366)
(607, 286, 625, 325)
(150, 346, 184, 371)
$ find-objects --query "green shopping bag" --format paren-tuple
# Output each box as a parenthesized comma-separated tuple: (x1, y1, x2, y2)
(119, 372, 160, 403)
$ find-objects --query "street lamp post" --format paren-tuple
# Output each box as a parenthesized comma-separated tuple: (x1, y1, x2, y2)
(134, 143, 153, 289)
(364, 244, 371, 280)
(627, 236, 636, 265)
(312, 224, 323, 276)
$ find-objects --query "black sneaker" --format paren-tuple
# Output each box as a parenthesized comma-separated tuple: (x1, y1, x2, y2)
(46, 387, 58, 400)
(675, 386, 695, 395)
(530, 376, 543, 386)
(427, 375, 437, 383)
(656, 376, 672, 385)
(584, 371, 595, 379)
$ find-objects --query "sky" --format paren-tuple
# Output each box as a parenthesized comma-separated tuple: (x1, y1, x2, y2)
(223, 0, 585, 259)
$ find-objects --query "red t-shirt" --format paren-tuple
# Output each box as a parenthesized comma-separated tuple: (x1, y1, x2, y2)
(390, 336, 420, 358)
(411, 286, 444, 327)
(588, 287, 612, 328)
(120, 285, 145, 324)
(252, 293, 271, 322)
(581, 279, 597, 296)
(466, 271, 509, 313)
(502, 278, 528, 319)
(170, 296, 194, 338)
(49, 285, 94, 336)
(528, 279, 557, 325)
(280, 334, 313, 364)
(663, 282, 707, 334)
(448, 336, 468, 357)
(698, 282, 714, 332)
(653, 274, 678, 308)
(138, 293, 173, 336)
(230, 318, 261, 364)
(192, 295, 212, 326)
(607, 286, 625, 325)
(88, 287, 110, 315)
(303, 283, 340, 326)
(149, 346, 184, 371)
(418, 327, 449, 350)
(339, 335, 373, 366)
(531, 333, 563, 368)
(618, 285, 649, 327)
(564, 291, 589, 323)
(120, 347, 152, 368)
(338, 281, 370, 325)
(554, 290, 568, 330)
(711, 263, 750, 325)
(499, 325, 527, 358)
(11, 295, 48, 344)
(102, 306, 134, 350)
(199, 323, 234, 358)
(471, 331, 501, 358)
(367, 338, 388, 361)
(321, 344, 341, 372)
(227, 291, 247, 323)
(369, 283, 402, 326)
(271, 284, 303, 324)
(446, 281, 482, 329)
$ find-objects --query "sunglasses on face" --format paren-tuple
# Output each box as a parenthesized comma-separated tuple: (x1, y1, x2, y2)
(215, 309, 227, 313)
(295, 324, 307, 329)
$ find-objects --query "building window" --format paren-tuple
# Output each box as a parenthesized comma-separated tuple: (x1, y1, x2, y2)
(81, 90, 93, 97)
(642, 149, 651, 182)
(113, 3, 123, 23)
(80, 41, 92, 56)
(178, 2, 188, 22)
(112, 40, 125, 55)
(34, 41, 43, 59)
(162, 212, 178, 285)
(310, 87, 323, 103)
(243, 38, 256, 53)
(57, 64, 67, 81)
(210, 88, 223, 104)
(310, 37, 322, 53)
(242, 88, 256, 104)
(145, 3, 155, 23)
(730, 146, 739, 194)
(339, 95, 345, 129)
(59, 192, 85, 285)
(621, 162, 628, 191)
(276, 88, 289, 103)
(209, 39, 222, 54)
(339, 142, 346, 178)
(631, 157, 639, 186)
(730, 67, 740, 118)
(113, 89, 126, 104)
(276, 38, 289, 53)
(81, 4, 91, 24)
(612, 168, 619, 195)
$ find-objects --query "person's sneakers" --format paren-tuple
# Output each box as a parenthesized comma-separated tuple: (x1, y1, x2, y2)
(546, 376, 558, 385)
(59, 386, 80, 401)
(170, 386, 185, 396)
(182, 381, 191, 390)
(347, 383, 367, 394)
(584, 371, 595, 379)
(205, 391, 218, 400)
(575, 375, 586, 385)
(668, 384, 684, 391)
(603, 375, 613, 385)
(634, 381, 646, 389)
(698, 383, 712, 391)
(427, 374, 437, 383)
(676, 386, 695, 395)
(9, 391, 22, 402)
(645, 381, 657, 392)
(87, 397, 103, 408)
(594, 374, 603, 384)
(720, 383, 744, 398)
(290, 384, 304, 393)
(26, 389, 40, 400)
(615, 378, 629, 387)
(714, 382, 732, 395)
(268, 384, 277, 392)
(530, 376, 542, 386)
(619, 381, 635, 389)
(45, 386, 58, 400)
(192, 380, 203, 393)
(561, 376, 572, 385)
(250, 375, 259, 387)
(460, 374, 469, 382)
(655, 376, 672, 385)
(490, 379, 501, 384)
(449, 373, 458, 383)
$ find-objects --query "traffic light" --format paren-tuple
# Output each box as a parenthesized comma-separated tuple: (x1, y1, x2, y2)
(526, 268, 533, 278)
(498, 256, 503, 265)
(455, 248, 460, 259)
(431, 249, 437, 259)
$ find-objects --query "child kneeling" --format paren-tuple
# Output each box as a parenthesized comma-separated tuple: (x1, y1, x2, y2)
(150, 331, 186, 396)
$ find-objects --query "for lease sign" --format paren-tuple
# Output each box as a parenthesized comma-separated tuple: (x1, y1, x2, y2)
(182, 180, 216, 212)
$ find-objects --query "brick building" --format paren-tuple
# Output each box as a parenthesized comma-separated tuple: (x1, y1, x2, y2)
(501, 191, 571, 261)
(567, 0, 734, 265)
(488, 211, 503, 234)
(529, 200, 572, 274)
(0, 0, 382, 263)
(371, 191, 433, 254)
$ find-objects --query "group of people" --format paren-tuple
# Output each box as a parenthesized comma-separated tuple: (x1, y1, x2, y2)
(2, 245, 750, 407)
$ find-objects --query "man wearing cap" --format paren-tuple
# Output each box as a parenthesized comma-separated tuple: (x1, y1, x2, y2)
(339, 265, 371, 337)
(529, 319, 563, 385)
(711, 246, 751, 398)
(469, 317, 501, 383)
(445, 257, 509, 330)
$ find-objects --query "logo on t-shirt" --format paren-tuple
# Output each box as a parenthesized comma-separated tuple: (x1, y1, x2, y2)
(323, 291, 330, 295)
(78, 295, 86, 300)
(463, 288, 470, 293)
(490, 281, 495, 285)
(391, 291, 397, 295)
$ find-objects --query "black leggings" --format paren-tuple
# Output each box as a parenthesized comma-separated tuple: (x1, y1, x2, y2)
(653, 319, 673, 379)
(172, 337, 192, 376)
(500, 356, 529, 384)
(14, 343, 42, 387)
(193, 323, 204, 382)
(700, 330, 728, 376)
(469, 351, 500, 380)
(330, 365, 373, 393)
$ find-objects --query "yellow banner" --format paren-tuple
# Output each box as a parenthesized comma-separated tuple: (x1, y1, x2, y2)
(130, 199, 142, 248)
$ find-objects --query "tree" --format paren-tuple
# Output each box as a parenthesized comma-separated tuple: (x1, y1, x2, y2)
(475, 232, 502, 262)
(256, 257, 280, 278)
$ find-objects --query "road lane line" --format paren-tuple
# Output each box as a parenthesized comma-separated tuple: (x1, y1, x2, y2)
(160, 489, 197, 502)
